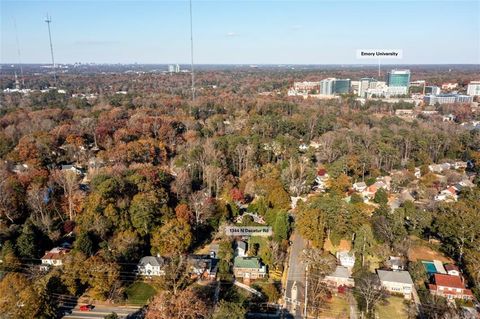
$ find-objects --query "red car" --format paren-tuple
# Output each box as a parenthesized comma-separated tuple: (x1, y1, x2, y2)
(79, 305, 94, 311)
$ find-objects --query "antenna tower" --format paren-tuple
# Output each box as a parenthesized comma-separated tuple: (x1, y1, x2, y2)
(45, 14, 57, 86)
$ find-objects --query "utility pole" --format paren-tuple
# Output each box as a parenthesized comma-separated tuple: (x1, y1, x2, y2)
(189, 0, 195, 101)
(45, 14, 56, 87)
(303, 264, 308, 318)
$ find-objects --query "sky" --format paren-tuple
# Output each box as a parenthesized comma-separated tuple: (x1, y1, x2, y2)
(1, 0, 480, 64)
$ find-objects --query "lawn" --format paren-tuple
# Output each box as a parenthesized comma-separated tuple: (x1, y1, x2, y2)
(316, 295, 350, 319)
(376, 296, 408, 319)
(125, 282, 156, 305)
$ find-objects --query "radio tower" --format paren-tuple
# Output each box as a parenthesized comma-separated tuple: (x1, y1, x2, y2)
(189, 0, 195, 101)
(45, 14, 57, 87)
(13, 19, 25, 88)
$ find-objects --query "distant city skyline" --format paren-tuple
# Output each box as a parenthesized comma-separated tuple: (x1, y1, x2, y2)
(1, 0, 479, 65)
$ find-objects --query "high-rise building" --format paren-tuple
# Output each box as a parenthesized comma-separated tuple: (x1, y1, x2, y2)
(358, 77, 376, 97)
(320, 78, 335, 95)
(467, 81, 480, 96)
(387, 70, 411, 88)
(333, 79, 351, 94)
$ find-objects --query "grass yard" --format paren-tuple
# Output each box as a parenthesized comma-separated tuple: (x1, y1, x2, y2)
(313, 295, 350, 319)
(125, 282, 156, 305)
(376, 296, 408, 319)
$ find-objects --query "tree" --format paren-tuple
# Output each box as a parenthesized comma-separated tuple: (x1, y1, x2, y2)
(272, 210, 290, 242)
(296, 207, 326, 248)
(151, 219, 192, 256)
(355, 272, 386, 317)
(0, 273, 42, 319)
(52, 169, 80, 221)
(74, 231, 96, 256)
(301, 249, 336, 277)
(146, 288, 210, 319)
(104, 312, 119, 319)
(129, 191, 160, 235)
(16, 221, 43, 258)
(373, 188, 388, 205)
(84, 256, 122, 301)
(213, 301, 246, 319)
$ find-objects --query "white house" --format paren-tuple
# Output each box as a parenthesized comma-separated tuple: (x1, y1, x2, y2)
(336, 251, 355, 269)
(377, 270, 414, 299)
(40, 247, 70, 271)
(444, 264, 460, 277)
(353, 182, 367, 192)
(137, 256, 165, 277)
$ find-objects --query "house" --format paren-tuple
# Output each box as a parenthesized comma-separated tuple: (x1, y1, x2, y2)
(388, 256, 405, 271)
(61, 164, 84, 176)
(435, 187, 458, 202)
(323, 266, 355, 288)
(428, 163, 451, 173)
(444, 264, 460, 277)
(187, 255, 218, 280)
(453, 162, 468, 170)
(336, 251, 355, 269)
(314, 169, 329, 192)
(353, 182, 367, 192)
(235, 241, 248, 257)
(137, 256, 165, 277)
(429, 274, 474, 301)
(233, 256, 267, 281)
(377, 270, 414, 299)
(40, 247, 70, 270)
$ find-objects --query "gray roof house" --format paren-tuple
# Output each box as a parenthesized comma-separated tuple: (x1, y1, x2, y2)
(323, 266, 355, 288)
(138, 256, 165, 277)
(377, 270, 414, 299)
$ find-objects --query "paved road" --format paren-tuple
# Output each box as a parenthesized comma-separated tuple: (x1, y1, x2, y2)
(62, 305, 142, 319)
(284, 231, 307, 318)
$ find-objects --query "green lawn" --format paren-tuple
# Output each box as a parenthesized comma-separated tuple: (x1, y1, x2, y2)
(125, 282, 156, 305)
(376, 296, 408, 319)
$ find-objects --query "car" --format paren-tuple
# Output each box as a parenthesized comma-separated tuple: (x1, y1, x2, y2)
(79, 305, 94, 311)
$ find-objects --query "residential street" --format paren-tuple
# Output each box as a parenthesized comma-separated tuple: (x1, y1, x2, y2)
(284, 231, 308, 318)
(62, 305, 143, 319)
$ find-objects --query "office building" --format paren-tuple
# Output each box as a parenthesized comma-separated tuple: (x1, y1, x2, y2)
(424, 94, 473, 106)
(425, 86, 441, 95)
(467, 81, 480, 96)
(358, 77, 377, 97)
(320, 78, 336, 95)
(333, 79, 351, 94)
(387, 70, 411, 88)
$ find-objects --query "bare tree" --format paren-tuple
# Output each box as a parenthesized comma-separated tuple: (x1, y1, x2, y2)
(51, 169, 79, 221)
(189, 190, 213, 228)
(26, 184, 55, 233)
(355, 273, 386, 316)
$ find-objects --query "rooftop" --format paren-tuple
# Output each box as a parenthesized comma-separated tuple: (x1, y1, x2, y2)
(234, 256, 262, 269)
(138, 256, 164, 268)
(377, 270, 413, 285)
(434, 274, 466, 289)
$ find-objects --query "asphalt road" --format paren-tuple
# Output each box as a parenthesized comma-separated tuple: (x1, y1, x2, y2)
(284, 231, 307, 319)
(62, 305, 143, 319)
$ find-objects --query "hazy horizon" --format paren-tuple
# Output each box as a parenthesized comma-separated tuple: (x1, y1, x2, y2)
(2, 0, 479, 65)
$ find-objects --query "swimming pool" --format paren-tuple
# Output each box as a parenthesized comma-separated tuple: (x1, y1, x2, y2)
(422, 261, 437, 274)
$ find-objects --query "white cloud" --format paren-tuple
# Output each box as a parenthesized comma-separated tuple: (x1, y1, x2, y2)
(226, 32, 240, 37)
